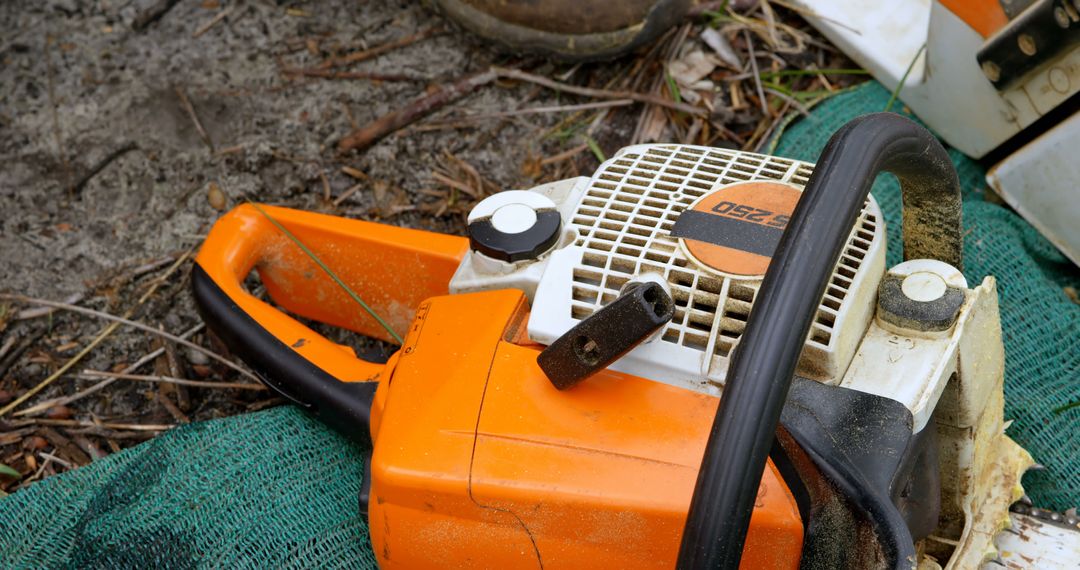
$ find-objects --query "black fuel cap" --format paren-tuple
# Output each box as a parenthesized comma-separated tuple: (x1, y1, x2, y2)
(466, 191, 561, 262)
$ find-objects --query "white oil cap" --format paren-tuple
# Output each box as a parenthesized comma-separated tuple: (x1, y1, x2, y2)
(887, 259, 967, 291)
(491, 203, 538, 234)
(901, 272, 948, 302)
(467, 190, 557, 224)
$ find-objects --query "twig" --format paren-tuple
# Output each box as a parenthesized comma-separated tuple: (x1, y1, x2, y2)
(281, 68, 420, 82)
(341, 165, 368, 180)
(132, 0, 182, 30)
(631, 23, 689, 145)
(130, 255, 180, 277)
(744, 30, 769, 115)
(338, 66, 706, 153)
(16, 292, 84, 320)
(61, 426, 160, 440)
(39, 426, 90, 465)
(432, 171, 480, 199)
(436, 99, 635, 124)
(0, 252, 195, 417)
(71, 142, 138, 195)
(0, 294, 257, 393)
(338, 69, 498, 152)
(540, 143, 588, 165)
(0, 328, 47, 381)
(318, 170, 331, 202)
(333, 166, 369, 204)
(38, 452, 73, 470)
(192, 6, 233, 38)
(23, 454, 54, 485)
(333, 183, 364, 206)
(78, 370, 266, 391)
(493, 67, 706, 117)
(175, 87, 214, 152)
(0, 427, 34, 445)
(0, 337, 16, 363)
(763, 86, 809, 116)
(16, 324, 204, 416)
(8, 418, 176, 432)
(322, 26, 443, 68)
(157, 390, 190, 424)
(754, 100, 793, 152)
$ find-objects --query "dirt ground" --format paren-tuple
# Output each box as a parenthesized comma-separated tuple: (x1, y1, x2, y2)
(0, 0, 861, 490)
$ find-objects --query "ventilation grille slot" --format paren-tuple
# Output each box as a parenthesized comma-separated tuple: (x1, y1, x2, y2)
(568, 145, 878, 370)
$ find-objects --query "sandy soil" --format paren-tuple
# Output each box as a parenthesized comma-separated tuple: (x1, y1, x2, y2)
(0, 0, 859, 487)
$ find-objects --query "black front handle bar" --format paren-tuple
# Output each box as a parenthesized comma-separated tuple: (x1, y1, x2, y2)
(676, 113, 962, 569)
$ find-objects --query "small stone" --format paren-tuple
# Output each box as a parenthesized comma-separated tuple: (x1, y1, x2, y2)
(186, 347, 209, 366)
(207, 182, 227, 211)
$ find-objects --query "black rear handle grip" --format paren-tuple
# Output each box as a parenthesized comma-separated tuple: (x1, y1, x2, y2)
(191, 263, 377, 448)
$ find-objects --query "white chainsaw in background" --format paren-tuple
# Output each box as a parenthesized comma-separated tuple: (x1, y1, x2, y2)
(787, 0, 1080, 268)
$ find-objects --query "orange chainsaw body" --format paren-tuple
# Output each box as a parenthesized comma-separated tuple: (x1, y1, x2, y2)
(195, 204, 804, 569)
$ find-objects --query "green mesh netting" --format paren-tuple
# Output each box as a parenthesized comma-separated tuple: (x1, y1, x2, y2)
(1, 81, 1077, 568)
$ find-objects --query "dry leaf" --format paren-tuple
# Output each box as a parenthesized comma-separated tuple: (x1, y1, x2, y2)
(45, 405, 73, 420)
(701, 27, 743, 70)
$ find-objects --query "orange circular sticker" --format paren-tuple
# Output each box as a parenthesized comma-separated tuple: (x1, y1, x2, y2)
(672, 181, 802, 277)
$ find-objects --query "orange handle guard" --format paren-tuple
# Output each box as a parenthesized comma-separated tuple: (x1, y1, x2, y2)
(192, 204, 468, 444)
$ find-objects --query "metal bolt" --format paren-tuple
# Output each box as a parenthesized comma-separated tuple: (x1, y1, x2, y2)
(1018, 34, 1037, 56)
(981, 61, 1001, 82)
(1054, 6, 1070, 27)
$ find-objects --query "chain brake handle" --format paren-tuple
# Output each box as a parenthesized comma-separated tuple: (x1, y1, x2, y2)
(192, 204, 467, 446)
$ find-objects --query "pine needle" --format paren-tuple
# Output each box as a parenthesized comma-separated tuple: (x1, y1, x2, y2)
(886, 44, 926, 112)
(246, 202, 404, 344)
(759, 68, 868, 79)
(583, 135, 607, 163)
(665, 70, 682, 105)
(1053, 400, 1079, 414)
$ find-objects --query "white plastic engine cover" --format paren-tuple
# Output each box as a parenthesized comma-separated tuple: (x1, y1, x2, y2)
(526, 144, 886, 395)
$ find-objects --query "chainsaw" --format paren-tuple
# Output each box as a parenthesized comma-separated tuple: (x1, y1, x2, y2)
(787, 0, 1080, 267)
(191, 114, 1075, 568)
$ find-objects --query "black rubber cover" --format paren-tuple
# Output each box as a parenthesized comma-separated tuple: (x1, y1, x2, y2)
(877, 274, 966, 332)
(676, 113, 962, 569)
(468, 209, 561, 262)
(191, 263, 378, 447)
(537, 282, 674, 389)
